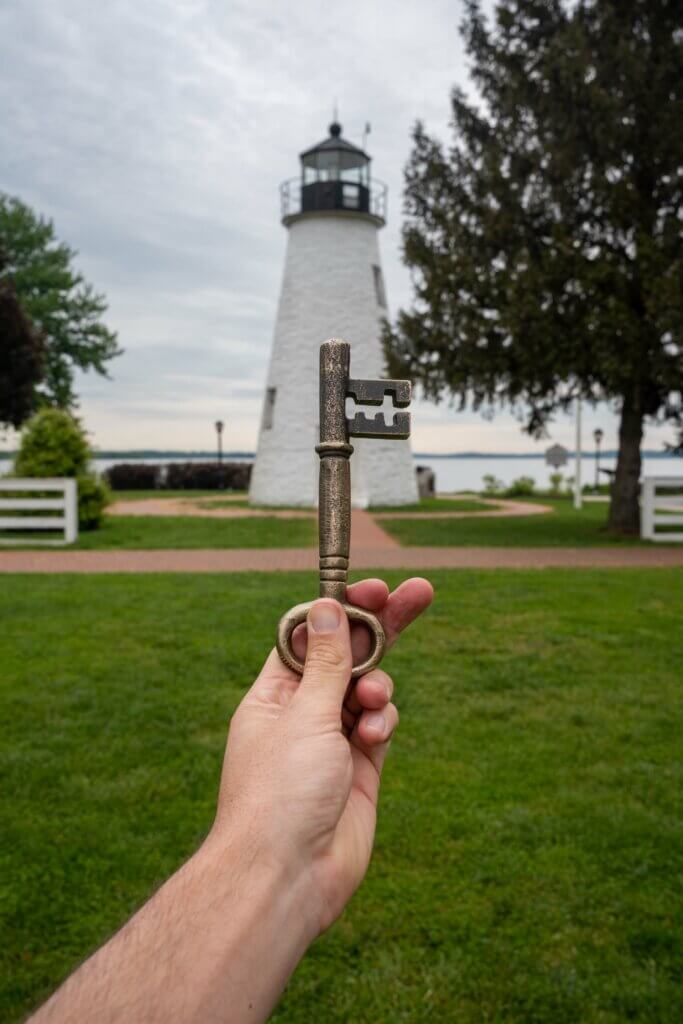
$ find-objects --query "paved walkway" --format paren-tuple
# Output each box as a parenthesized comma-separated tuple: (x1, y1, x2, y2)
(108, 495, 552, 522)
(375, 498, 551, 520)
(351, 509, 400, 549)
(108, 497, 314, 519)
(2, 544, 682, 573)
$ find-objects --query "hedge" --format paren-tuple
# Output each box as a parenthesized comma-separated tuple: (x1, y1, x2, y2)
(104, 462, 252, 491)
(165, 462, 251, 490)
(104, 463, 161, 490)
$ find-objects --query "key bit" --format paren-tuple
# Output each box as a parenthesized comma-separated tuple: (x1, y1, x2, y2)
(346, 376, 412, 440)
(346, 377, 411, 408)
(347, 409, 411, 439)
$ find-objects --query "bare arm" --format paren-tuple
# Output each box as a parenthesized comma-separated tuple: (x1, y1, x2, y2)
(30, 577, 433, 1024)
(33, 834, 313, 1023)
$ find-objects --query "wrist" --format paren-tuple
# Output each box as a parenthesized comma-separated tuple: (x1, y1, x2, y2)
(198, 823, 320, 947)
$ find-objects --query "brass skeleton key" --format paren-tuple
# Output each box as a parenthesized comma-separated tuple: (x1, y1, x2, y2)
(276, 338, 411, 678)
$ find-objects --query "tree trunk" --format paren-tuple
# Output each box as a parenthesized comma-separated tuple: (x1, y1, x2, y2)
(608, 395, 643, 535)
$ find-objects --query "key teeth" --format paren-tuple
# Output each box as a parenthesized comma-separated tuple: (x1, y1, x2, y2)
(347, 378, 412, 409)
(347, 410, 411, 440)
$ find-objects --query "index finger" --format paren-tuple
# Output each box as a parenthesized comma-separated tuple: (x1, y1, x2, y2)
(374, 577, 434, 650)
(346, 576, 434, 665)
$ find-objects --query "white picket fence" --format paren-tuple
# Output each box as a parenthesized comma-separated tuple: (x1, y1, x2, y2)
(641, 477, 683, 543)
(0, 478, 78, 546)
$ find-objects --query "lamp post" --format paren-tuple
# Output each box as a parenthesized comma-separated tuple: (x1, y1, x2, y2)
(215, 420, 224, 465)
(593, 427, 604, 489)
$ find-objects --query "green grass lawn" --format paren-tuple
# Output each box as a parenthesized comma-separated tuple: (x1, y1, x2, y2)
(0, 514, 317, 550)
(2, 569, 682, 1022)
(380, 497, 656, 547)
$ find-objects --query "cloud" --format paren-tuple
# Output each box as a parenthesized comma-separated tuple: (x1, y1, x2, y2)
(0, 0, 675, 455)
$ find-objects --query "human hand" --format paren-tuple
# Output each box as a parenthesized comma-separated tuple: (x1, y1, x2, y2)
(211, 577, 433, 937)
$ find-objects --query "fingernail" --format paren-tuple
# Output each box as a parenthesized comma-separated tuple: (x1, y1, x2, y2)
(366, 712, 386, 735)
(309, 601, 341, 633)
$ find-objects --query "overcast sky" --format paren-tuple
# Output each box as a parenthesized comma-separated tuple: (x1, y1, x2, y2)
(0, 0, 675, 455)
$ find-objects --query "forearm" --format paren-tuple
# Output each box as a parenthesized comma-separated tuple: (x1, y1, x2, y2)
(30, 831, 316, 1024)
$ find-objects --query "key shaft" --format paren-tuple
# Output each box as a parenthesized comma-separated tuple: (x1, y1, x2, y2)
(316, 341, 353, 603)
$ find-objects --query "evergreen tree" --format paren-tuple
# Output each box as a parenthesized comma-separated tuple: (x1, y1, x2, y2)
(0, 193, 121, 410)
(0, 250, 44, 428)
(385, 0, 682, 533)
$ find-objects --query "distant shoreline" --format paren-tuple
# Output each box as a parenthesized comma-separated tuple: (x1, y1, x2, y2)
(0, 449, 679, 460)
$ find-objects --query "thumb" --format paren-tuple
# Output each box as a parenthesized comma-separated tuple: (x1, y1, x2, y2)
(295, 599, 352, 717)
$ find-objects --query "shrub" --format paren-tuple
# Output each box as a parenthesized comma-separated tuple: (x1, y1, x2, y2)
(482, 473, 504, 495)
(14, 408, 107, 529)
(77, 474, 110, 530)
(505, 475, 536, 497)
(164, 462, 251, 490)
(104, 463, 161, 490)
(549, 472, 563, 495)
(14, 408, 89, 477)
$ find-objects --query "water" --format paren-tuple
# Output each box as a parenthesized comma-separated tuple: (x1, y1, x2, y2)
(411, 455, 683, 493)
(3, 453, 681, 493)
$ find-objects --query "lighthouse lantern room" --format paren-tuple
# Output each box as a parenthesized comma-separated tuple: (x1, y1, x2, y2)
(301, 121, 371, 215)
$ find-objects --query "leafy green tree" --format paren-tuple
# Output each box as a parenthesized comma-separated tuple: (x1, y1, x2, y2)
(0, 250, 44, 428)
(15, 408, 109, 530)
(0, 193, 121, 409)
(384, 0, 682, 534)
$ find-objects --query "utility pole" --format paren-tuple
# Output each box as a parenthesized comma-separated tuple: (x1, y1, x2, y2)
(574, 399, 582, 510)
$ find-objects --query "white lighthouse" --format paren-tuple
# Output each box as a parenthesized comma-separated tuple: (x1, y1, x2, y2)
(249, 121, 418, 507)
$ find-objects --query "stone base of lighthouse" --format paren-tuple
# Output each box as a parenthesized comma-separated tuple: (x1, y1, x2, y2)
(249, 211, 418, 507)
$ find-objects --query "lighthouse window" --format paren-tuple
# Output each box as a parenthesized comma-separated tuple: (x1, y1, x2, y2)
(263, 387, 276, 430)
(372, 265, 387, 308)
(342, 183, 360, 209)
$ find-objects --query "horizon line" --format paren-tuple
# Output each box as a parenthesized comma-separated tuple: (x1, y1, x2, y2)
(1, 448, 680, 459)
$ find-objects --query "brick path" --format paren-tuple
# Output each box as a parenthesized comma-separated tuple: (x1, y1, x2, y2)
(2, 548, 682, 573)
(2, 544, 682, 576)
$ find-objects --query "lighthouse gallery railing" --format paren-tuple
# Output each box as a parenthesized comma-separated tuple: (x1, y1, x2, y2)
(279, 177, 388, 222)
